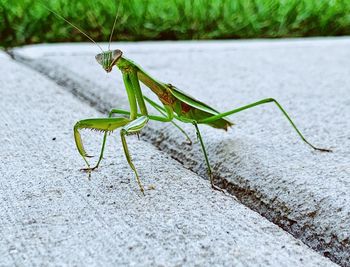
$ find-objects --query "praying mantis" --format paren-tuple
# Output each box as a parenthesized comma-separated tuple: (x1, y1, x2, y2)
(47, 7, 331, 195)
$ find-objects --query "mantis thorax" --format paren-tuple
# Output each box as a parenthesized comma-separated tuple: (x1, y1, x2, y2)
(115, 57, 137, 73)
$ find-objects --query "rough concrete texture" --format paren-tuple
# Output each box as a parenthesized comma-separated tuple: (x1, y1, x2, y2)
(0, 51, 9, 59)
(12, 38, 350, 265)
(0, 52, 339, 266)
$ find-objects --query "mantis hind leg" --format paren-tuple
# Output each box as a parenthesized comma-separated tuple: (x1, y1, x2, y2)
(73, 117, 130, 175)
(192, 121, 225, 193)
(120, 116, 149, 195)
(199, 98, 332, 152)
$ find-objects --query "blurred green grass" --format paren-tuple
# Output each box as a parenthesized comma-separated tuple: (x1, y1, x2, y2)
(1, 0, 350, 48)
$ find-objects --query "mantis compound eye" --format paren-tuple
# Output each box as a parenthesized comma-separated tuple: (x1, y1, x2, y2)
(111, 49, 123, 65)
(95, 53, 104, 66)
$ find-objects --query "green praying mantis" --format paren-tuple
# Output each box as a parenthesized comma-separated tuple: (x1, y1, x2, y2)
(47, 7, 331, 195)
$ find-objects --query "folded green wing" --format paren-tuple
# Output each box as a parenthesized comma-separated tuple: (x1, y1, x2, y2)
(168, 84, 234, 130)
(168, 85, 220, 115)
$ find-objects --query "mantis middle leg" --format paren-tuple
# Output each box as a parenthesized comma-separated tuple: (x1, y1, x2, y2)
(192, 121, 225, 192)
(144, 96, 192, 144)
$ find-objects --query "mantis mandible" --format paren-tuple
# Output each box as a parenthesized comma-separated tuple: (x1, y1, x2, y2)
(47, 8, 331, 195)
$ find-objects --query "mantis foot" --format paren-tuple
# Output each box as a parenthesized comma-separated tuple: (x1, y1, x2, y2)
(80, 166, 99, 179)
(80, 166, 99, 172)
(186, 139, 193, 146)
(313, 147, 332, 153)
(211, 182, 225, 194)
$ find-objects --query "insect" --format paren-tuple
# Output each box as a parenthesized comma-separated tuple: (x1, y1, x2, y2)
(47, 7, 331, 195)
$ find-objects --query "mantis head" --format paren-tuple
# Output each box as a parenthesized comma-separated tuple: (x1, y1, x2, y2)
(95, 50, 123, 73)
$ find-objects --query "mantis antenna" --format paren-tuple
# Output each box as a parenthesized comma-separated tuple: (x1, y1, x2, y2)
(43, 5, 104, 53)
(108, 1, 122, 51)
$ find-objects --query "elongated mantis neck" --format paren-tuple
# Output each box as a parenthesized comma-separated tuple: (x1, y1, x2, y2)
(116, 57, 135, 72)
(116, 57, 151, 118)
(116, 57, 166, 96)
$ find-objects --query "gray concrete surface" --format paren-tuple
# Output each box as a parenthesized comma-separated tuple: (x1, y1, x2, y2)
(0, 52, 339, 266)
(11, 38, 350, 265)
(0, 52, 9, 59)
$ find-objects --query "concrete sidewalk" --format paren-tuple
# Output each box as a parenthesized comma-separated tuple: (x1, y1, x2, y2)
(0, 52, 338, 266)
(12, 38, 350, 266)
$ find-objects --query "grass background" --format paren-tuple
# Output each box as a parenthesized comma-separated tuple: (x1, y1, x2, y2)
(1, 0, 350, 48)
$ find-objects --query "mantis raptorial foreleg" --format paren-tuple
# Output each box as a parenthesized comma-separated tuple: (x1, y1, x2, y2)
(74, 117, 131, 172)
(198, 98, 332, 152)
(89, 102, 190, 172)
(85, 108, 130, 172)
(75, 115, 149, 193)
(120, 116, 149, 194)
